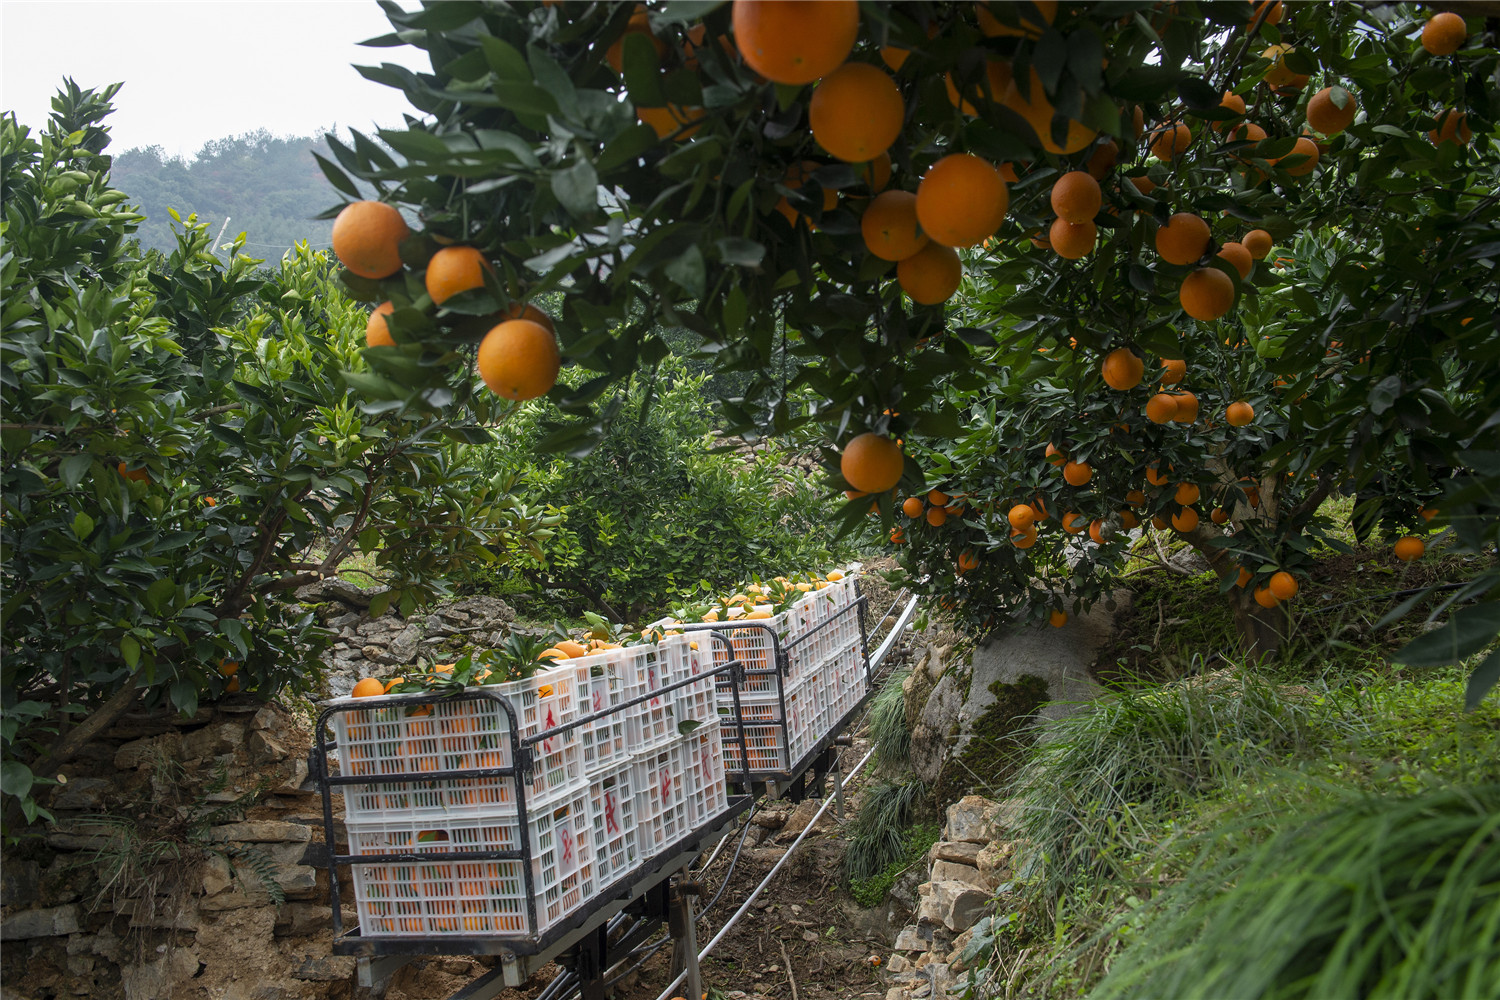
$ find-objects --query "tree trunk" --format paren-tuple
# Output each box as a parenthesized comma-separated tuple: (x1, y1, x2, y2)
(1228, 589, 1287, 660)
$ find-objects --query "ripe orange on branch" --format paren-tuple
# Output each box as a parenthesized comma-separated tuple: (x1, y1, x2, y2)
(840, 432, 904, 493)
(1306, 86, 1357, 136)
(1243, 229, 1273, 259)
(1149, 122, 1193, 161)
(477, 319, 561, 401)
(1156, 213, 1211, 266)
(1102, 348, 1144, 390)
(366, 301, 397, 348)
(1004, 67, 1096, 154)
(1049, 219, 1097, 259)
(732, 0, 858, 85)
(1394, 536, 1426, 561)
(1180, 268, 1235, 321)
(1269, 571, 1299, 601)
(1226, 401, 1255, 426)
(902, 496, 925, 518)
(1050, 171, 1101, 224)
(809, 63, 904, 162)
(916, 154, 1009, 248)
(1063, 460, 1093, 486)
(1421, 12, 1467, 56)
(425, 246, 491, 305)
(861, 191, 928, 261)
(898, 242, 963, 304)
(333, 201, 409, 279)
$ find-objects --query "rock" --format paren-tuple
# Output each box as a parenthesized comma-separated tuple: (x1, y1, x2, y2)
(361, 644, 401, 666)
(930, 841, 983, 866)
(888, 865, 926, 912)
(775, 798, 832, 842)
(207, 821, 312, 843)
(201, 855, 234, 896)
(976, 841, 1016, 888)
(1, 859, 41, 908)
(888, 953, 911, 974)
(199, 887, 272, 911)
(275, 904, 333, 937)
(1, 904, 81, 940)
(917, 881, 989, 934)
(945, 795, 1000, 844)
(886, 989, 911, 1000)
(752, 810, 787, 829)
(947, 927, 975, 973)
(277, 757, 311, 794)
(328, 612, 363, 630)
(930, 860, 988, 889)
(293, 955, 355, 981)
(45, 824, 121, 851)
(964, 605, 1113, 736)
(388, 624, 423, 662)
(911, 665, 966, 785)
(295, 577, 381, 608)
(452, 594, 515, 625)
(181, 722, 244, 759)
(114, 734, 177, 770)
(423, 614, 453, 635)
(893, 924, 929, 953)
(248, 731, 288, 765)
(50, 777, 113, 811)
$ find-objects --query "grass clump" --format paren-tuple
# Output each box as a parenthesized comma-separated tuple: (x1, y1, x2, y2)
(848, 822, 940, 908)
(1088, 781, 1500, 1000)
(866, 668, 912, 768)
(843, 778, 928, 883)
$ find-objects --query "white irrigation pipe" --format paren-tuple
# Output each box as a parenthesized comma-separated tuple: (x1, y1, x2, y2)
(654, 743, 879, 1000)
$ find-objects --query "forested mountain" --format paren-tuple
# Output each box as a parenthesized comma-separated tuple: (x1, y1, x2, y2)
(111, 129, 376, 261)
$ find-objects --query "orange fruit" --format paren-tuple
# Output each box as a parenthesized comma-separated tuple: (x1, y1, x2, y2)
(1062, 460, 1093, 486)
(1085, 139, 1119, 179)
(860, 152, 893, 192)
(929, 490, 950, 506)
(1269, 571, 1298, 601)
(332, 201, 409, 280)
(117, 462, 150, 483)
(1151, 515, 1169, 530)
(890, 527, 906, 544)
(1049, 218, 1097, 259)
(1180, 268, 1235, 321)
(556, 640, 589, 658)
(352, 677, 386, 698)
(366, 301, 398, 348)
(1126, 489, 1147, 506)
(1160, 359, 1186, 385)
(1262, 45, 1309, 91)
(1011, 524, 1038, 548)
(1172, 507, 1200, 532)
(1306, 86, 1357, 136)
(1226, 401, 1255, 426)
(218, 660, 239, 677)
(606, 10, 666, 74)
(1119, 509, 1140, 530)
(425, 246, 491, 305)
(1393, 536, 1426, 561)
(1003, 67, 1096, 154)
(1171, 391, 1200, 423)
(1102, 348, 1145, 391)
(1155, 212, 1211, 266)
(1175, 483, 1200, 505)
(977, 0, 1057, 38)
(810, 63, 904, 162)
(1008, 504, 1036, 530)
(1145, 393, 1179, 424)
(1049, 609, 1068, 627)
(902, 496, 925, 518)
(502, 302, 556, 335)
(1050, 171, 1102, 224)
(1421, 12, 1467, 56)
(1045, 443, 1067, 467)
(1088, 519, 1106, 544)
(775, 161, 838, 226)
(1253, 585, 1279, 608)
(225, 676, 241, 693)
(1032, 496, 1050, 520)
(1234, 566, 1253, 588)
(1419, 506, 1439, 522)
(1062, 512, 1086, 534)
(1217, 242, 1253, 279)
(1278, 136, 1320, 177)
(1210, 507, 1230, 525)
(944, 60, 1014, 116)
(1242, 229, 1273, 260)
(841, 433, 904, 493)
(958, 550, 980, 573)
(732, 0, 859, 86)
(927, 506, 949, 527)
(915, 154, 1009, 248)
(477, 319, 561, 401)
(897, 242, 963, 304)
(1149, 122, 1192, 161)
(1252, 0, 1284, 26)
(1429, 109, 1471, 146)
(638, 104, 707, 140)
(1126, 174, 1158, 197)
(1215, 91, 1247, 130)
(861, 191, 929, 261)
(1146, 463, 1172, 487)
(881, 46, 911, 72)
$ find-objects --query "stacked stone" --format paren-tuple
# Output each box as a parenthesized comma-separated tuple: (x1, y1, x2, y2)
(881, 795, 1024, 999)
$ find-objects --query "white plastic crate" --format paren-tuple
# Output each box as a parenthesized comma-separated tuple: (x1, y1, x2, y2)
(632, 742, 692, 856)
(329, 674, 584, 823)
(585, 761, 639, 890)
(674, 634, 718, 727)
(346, 787, 595, 939)
(568, 654, 631, 774)
(718, 671, 819, 774)
(679, 721, 727, 829)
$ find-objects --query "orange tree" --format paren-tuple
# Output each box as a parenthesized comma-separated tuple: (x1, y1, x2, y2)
(0, 84, 555, 831)
(317, 1, 1499, 704)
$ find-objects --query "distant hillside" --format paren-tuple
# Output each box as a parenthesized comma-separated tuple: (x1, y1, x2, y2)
(111, 129, 377, 262)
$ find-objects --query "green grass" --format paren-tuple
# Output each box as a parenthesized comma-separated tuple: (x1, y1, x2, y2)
(848, 822, 940, 908)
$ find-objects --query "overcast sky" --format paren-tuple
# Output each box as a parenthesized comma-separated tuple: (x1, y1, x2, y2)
(1, 1, 429, 159)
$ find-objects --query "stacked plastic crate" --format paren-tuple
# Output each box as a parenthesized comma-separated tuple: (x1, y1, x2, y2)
(713, 567, 866, 774)
(328, 630, 725, 942)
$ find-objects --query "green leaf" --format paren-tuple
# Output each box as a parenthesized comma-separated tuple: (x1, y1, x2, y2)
(120, 634, 140, 669)
(145, 577, 175, 615)
(367, 591, 395, 618)
(1466, 648, 1500, 710)
(170, 678, 199, 717)
(597, 124, 660, 174)
(552, 160, 600, 218)
(59, 453, 92, 488)
(312, 153, 361, 199)
(481, 36, 531, 82)
(1395, 602, 1500, 667)
(665, 244, 706, 298)
(0, 761, 34, 801)
(71, 512, 95, 539)
(714, 237, 765, 267)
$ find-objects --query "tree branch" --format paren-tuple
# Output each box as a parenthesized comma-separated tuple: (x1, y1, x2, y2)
(521, 568, 623, 623)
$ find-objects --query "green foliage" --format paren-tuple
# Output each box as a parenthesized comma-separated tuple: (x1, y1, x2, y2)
(1087, 782, 1500, 1000)
(867, 669, 913, 770)
(1012, 670, 1317, 903)
(0, 82, 551, 833)
(459, 358, 849, 622)
(848, 821, 940, 909)
(843, 777, 929, 884)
